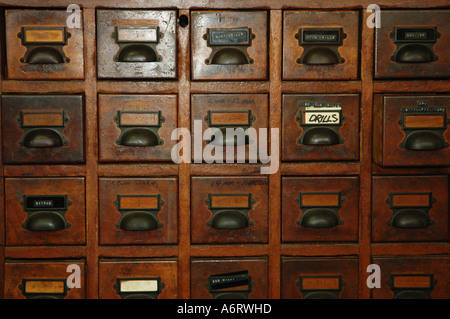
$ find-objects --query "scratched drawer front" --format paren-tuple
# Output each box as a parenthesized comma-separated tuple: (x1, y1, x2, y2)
(1, 95, 85, 164)
(281, 176, 359, 243)
(190, 257, 269, 299)
(282, 94, 360, 161)
(5, 10, 84, 80)
(191, 176, 269, 244)
(372, 175, 448, 243)
(191, 94, 269, 163)
(283, 11, 359, 80)
(372, 256, 449, 299)
(375, 10, 450, 79)
(98, 258, 178, 299)
(5, 177, 86, 246)
(191, 11, 268, 80)
(4, 260, 85, 299)
(98, 94, 177, 162)
(281, 256, 359, 299)
(373, 95, 450, 167)
(99, 177, 178, 245)
(97, 10, 177, 79)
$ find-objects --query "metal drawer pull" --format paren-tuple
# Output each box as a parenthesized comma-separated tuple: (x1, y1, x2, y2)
(112, 26, 162, 63)
(296, 275, 344, 299)
(206, 270, 255, 299)
(296, 101, 344, 146)
(391, 27, 439, 63)
(114, 110, 165, 147)
(21, 195, 72, 231)
(205, 193, 255, 229)
(296, 192, 344, 228)
(203, 27, 255, 65)
(204, 110, 255, 146)
(388, 274, 436, 299)
(19, 278, 69, 299)
(18, 111, 69, 148)
(114, 194, 164, 231)
(18, 27, 71, 64)
(399, 101, 449, 151)
(114, 277, 165, 299)
(295, 28, 346, 65)
(386, 192, 435, 229)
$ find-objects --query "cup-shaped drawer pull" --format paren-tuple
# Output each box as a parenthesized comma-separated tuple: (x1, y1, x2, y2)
(114, 110, 165, 147)
(19, 278, 69, 299)
(114, 277, 165, 299)
(204, 110, 255, 147)
(205, 193, 255, 229)
(206, 270, 255, 299)
(114, 194, 164, 231)
(112, 26, 162, 63)
(21, 195, 72, 231)
(388, 274, 437, 299)
(399, 102, 449, 151)
(296, 102, 345, 146)
(386, 192, 435, 229)
(295, 192, 345, 228)
(18, 27, 71, 64)
(18, 111, 70, 148)
(296, 275, 344, 299)
(390, 27, 439, 63)
(295, 28, 346, 65)
(203, 27, 255, 65)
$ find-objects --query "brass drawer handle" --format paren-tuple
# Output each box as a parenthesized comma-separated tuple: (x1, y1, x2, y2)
(205, 193, 255, 229)
(114, 277, 165, 299)
(295, 28, 346, 65)
(390, 27, 439, 63)
(206, 270, 255, 299)
(114, 194, 164, 231)
(18, 27, 71, 64)
(203, 27, 255, 65)
(296, 275, 344, 299)
(386, 192, 435, 229)
(19, 278, 69, 299)
(20, 195, 72, 231)
(296, 192, 345, 228)
(112, 26, 162, 63)
(388, 274, 437, 299)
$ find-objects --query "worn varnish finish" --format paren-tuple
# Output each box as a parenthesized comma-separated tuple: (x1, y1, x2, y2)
(0, 0, 449, 300)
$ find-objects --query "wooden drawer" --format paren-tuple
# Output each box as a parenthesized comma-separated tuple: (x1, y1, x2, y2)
(191, 11, 268, 80)
(282, 94, 360, 161)
(281, 176, 359, 243)
(191, 94, 269, 162)
(98, 94, 177, 162)
(281, 256, 359, 299)
(190, 176, 269, 244)
(2, 95, 85, 164)
(283, 11, 359, 80)
(5, 9, 84, 80)
(372, 256, 449, 299)
(372, 175, 448, 243)
(4, 260, 85, 299)
(96, 10, 177, 79)
(190, 257, 268, 299)
(99, 177, 178, 245)
(373, 95, 450, 167)
(375, 10, 450, 79)
(5, 177, 86, 246)
(98, 258, 178, 299)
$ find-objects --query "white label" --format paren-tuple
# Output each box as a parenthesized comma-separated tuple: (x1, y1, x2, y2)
(117, 28, 158, 42)
(303, 111, 341, 125)
(120, 279, 158, 292)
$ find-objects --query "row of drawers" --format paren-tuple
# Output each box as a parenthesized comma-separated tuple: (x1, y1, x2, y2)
(2, 175, 448, 245)
(2, 93, 450, 166)
(3, 256, 449, 299)
(4, 9, 450, 80)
